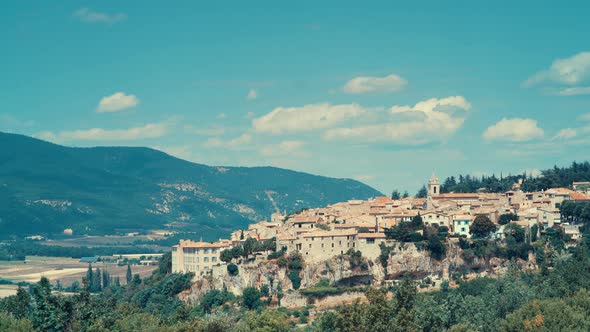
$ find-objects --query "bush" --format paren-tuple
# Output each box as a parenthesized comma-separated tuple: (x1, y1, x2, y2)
(227, 263, 239, 276)
(242, 287, 262, 310)
(288, 271, 302, 290)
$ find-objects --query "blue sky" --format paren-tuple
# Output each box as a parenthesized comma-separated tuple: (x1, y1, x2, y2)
(2, 1, 590, 194)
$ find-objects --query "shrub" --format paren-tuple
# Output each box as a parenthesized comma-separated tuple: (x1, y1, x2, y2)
(227, 263, 239, 276)
(242, 287, 262, 310)
(288, 271, 302, 290)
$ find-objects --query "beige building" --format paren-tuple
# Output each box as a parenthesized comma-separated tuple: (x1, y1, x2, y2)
(171, 239, 232, 275)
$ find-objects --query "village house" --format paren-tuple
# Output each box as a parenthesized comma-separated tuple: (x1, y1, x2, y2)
(171, 239, 232, 275)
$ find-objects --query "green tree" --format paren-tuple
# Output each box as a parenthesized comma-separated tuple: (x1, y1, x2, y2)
(86, 264, 93, 290)
(416, 185, 428, 198)
(391, 190, 401, 200)
(470, 215, 496, 238)
(126, 265, 132, 284)
(0, 312, 34, 332)
(242, 287, 262, 310)
(92, 267, 102, 292)
(499, 213, 518, 225)
(227, 263, 239, 276)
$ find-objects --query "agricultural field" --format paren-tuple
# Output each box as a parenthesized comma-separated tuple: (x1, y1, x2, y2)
(0, 256, 157, 298)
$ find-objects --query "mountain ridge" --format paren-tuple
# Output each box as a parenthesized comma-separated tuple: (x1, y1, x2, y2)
(0, 132, 382, 239)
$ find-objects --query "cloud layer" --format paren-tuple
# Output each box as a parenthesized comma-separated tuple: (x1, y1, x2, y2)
(37, 122, 170, 143)
(73, 8, 127, 25)
(524, 52, 590, 92)
(97, 92, 139, 113)
(343, 74, 407, 94)
(483, 118, 544, 142)
(252, 103, 366, 134)
(324, 96, 471, 144)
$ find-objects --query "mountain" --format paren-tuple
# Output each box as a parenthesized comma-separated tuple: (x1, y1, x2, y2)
(0, 132, 382, 239)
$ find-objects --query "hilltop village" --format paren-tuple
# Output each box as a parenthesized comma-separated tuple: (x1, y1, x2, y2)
(171, 175, 590, 291)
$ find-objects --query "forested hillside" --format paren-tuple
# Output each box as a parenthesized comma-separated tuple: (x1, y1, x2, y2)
(0, 132, 381, 239)
(439, 161, 590, 194)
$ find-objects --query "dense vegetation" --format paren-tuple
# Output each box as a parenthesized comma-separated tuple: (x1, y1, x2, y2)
(3, 213, 590, 331)
(0, 132, 381, 239)
(439, 161, 590, 194)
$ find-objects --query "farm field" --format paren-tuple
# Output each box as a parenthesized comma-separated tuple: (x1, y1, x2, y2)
(0, 256, 157, 297)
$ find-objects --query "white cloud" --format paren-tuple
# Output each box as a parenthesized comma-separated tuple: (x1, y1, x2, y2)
(36, 121, 170, 143)
(73, 8, 127, 24)
(217, 113, 227, 120)
(580, 113, 590, 121)
(260, 140, 306, 157)
(555, 128, 577, 139)
(252, 103, 366, 134)
(324, 96, 471, 144)
(390, 96, 471, 114)
(523, 52, 590, 87)
(203, 133, 252, 149)
(483, 118, 544, 142)
(555, 86, 590, 96)
(97, 92, 139, 113)
(343, 74, 407, 94)
(246, 89, 258, 101)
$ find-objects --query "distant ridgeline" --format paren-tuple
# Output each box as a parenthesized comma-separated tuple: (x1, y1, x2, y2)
(439, 162, 590, 194)
(0, 132, 381, 238)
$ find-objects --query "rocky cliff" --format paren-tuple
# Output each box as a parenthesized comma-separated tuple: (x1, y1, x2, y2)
(180, 241, 537, 307)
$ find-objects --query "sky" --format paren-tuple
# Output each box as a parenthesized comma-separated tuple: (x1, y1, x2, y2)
(2, 1, 590, 194)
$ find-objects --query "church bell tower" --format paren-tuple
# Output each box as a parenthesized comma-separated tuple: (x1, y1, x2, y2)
(428, 172, 440, 196)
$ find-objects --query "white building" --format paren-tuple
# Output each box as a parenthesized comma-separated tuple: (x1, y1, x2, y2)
(171, 239, 232, 274)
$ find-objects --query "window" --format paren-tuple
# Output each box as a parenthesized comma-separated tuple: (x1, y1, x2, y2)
(309, 244, 312, 248)
(461, 227, 465, 232)
(203, 249, 209, 254)
(204, 257, 209, 262)
(212, 257, 217, 262)
(367, 238, 375, 244)
(321, 243, 324, 248)
(331, 243, 334, 248)
(211, 249, 217, 254)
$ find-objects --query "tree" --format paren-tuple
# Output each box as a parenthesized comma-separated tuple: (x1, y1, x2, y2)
(470, 215, 496, 238)
(416, 185, 428, 198)
(499, 213, 519, 225)
(0, 312, 34, 332)
(132, 274, 142, 286)
(227, 263, 239, 276)
(157, 252, 172, 275)
(411, 213, 423, 228)
(102, 270, 110, 288)
(402, 191, 409, 198)
(391, 190, 401, 200)
(126, 265, 132, 284)
(242, 287, 262, 310)
(92, 267, 102, 292)
(86, 264, 93, 291)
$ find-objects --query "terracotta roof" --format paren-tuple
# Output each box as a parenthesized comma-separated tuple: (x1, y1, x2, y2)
(548, 188, 590, 201)
(178, 240, 231, 249)
(301, 229, 357, 238)
(433, 193, 479, 199)
(358, 233, 386, 239)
